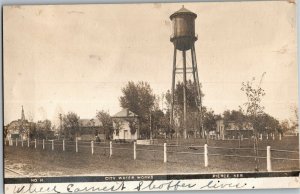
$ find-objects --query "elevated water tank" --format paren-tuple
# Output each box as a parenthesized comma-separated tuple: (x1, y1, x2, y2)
(170, 6, 197, 51)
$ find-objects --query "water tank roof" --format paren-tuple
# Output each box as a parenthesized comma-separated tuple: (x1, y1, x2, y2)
(170, 6, 197, 19)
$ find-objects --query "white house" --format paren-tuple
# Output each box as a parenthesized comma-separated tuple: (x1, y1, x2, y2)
(112, 108, 139, 142)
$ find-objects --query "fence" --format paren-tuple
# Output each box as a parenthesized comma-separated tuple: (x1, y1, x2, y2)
(6, 137, 300, 172)
(156, 133, 288, 148)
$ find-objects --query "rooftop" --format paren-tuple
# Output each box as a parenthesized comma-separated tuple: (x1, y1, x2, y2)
(170, 6, 197, 19)
(112, 108, 138, 118)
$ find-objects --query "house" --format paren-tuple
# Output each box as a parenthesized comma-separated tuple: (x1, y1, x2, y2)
(216, 119, 254, 139)
(6, 121, 19, 140)
(112, 108, 140, 142)
(78, 118, 105, 141)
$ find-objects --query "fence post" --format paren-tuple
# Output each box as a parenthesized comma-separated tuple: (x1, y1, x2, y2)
(76, 138, 78, 153)
(110, 141, 112, 157)
(43, 139, 45, 150)
(241, 135, 243, 141)
(267, 146, 272, 172)
(91, 141, 94, 155)
(52, 140, 54, 151)
(260, 133, 262, 141)
(204, 144, 208, 167)
(279, 133, 282, 141)
(63, 139, 65, 151)
(34, 139, 37, 149)
(272, 133, 275, 140)
(133, 142, 136, 160)
(28, 138, 30, 147)
(266, 134, 269, 140)
(164, 143, 167, 163)
(222, 134, 225, 140)
(16, 138, 18, 146)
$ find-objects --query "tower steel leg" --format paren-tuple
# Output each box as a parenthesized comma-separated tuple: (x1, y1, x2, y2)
(191, 47, 199, 138)
(183, 50, 187, 139)
(191, 45, 204, 139)
(170, 46, 177, 139)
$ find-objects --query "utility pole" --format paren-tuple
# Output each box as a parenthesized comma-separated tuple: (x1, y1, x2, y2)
(150, 110, 152, 140)
(59, 113, 62, 140)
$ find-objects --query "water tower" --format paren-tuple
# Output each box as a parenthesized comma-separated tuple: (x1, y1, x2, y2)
(169, 6, 203, 139)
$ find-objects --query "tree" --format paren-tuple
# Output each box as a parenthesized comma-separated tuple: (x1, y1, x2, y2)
(289, 105, 299, 133)
(223, 109, 246, 130)
(173, 80, 203, 112)
(119, 81, 156, 138)
(96, 110, 113, 140)
(240, 76, 266, 171)
(63, 112, 80, 140)
(162, 111, 174, 138)
(29, 124, 37, 139)
(254, 113, 280, 134)
(25, 111, 36, 139)
(33, 120, 52, 139)
(279, 119, 291, 134)
(27, 111, 34, 122)
(165, 90, 172, 111)
(240, 77, 265, 120)
(4, 126, 8, 139)
(203, 108, 217, 132)
(42, 119, 52, 131)
(240, 77, 266, 134)
(51, 124, 57, 132)
(165, 80, 205, 138)
(150, 109, 164, 138)
(128, 119, 138, 135)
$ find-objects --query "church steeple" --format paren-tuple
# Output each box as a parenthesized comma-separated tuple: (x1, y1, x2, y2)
(21, 105, 25, 121)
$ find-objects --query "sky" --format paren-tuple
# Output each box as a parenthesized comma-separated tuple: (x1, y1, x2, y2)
(3, 1, 297, 126)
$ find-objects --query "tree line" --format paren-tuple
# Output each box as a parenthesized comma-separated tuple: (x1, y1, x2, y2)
(26, 77, 298, 141)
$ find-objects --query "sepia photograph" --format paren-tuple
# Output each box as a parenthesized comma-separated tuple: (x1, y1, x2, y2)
(3, 1, 300, 192)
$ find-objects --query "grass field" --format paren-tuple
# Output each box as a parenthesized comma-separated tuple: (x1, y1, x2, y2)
(4, 136, 299, 177)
